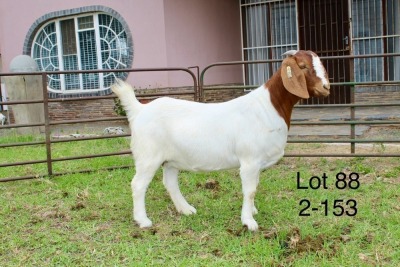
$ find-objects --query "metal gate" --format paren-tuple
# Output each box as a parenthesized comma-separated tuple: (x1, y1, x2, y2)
(0, 68, 198, 182)
(298, 0, 351, 104)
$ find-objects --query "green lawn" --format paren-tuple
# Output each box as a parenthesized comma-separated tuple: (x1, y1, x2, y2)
(0, 134, 399, 266)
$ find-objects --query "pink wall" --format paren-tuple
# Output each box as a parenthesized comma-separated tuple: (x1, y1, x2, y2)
(0, 0, 242, 89)
(163, 0, 243, 86)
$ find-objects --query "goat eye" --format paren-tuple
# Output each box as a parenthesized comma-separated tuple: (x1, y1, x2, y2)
(298, 63, 307, 69)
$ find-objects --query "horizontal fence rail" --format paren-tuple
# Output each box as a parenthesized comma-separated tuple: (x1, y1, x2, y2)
(1, 54, 400, 182)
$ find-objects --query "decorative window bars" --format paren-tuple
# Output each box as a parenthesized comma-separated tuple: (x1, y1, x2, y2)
(32, 13, 132, 95)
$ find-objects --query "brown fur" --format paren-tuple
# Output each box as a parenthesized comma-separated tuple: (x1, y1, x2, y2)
(266, 50, 329, 128)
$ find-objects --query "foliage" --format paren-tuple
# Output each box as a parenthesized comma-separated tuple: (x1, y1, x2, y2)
(113, 98, 126, 116)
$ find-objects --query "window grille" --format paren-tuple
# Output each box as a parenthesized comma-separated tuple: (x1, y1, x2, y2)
(352, 0, 400, 82)
(32, 13, 131, 95)
(241, 0, 298, 86)
(32, 23, 61, 90)
(241, 0, 400, 86)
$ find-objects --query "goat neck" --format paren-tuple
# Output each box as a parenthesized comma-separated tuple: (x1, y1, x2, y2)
(265, 68, 300, 129)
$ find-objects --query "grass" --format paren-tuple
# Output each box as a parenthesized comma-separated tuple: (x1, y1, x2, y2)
(0, 133, 399, 266)
(0, 132, 132, 178)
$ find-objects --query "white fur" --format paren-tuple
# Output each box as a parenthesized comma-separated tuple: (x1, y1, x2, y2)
(113, 81, 287, 231)
(312, 55, 329, 86)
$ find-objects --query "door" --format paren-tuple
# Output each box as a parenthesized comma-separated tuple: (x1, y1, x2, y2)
(298, 0, 351, 104)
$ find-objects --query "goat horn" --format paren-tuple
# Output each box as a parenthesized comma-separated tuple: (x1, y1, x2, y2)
(282, 50, 298, 57)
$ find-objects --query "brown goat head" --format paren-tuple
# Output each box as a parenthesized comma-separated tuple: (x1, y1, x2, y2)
(281, 50, 330, 99)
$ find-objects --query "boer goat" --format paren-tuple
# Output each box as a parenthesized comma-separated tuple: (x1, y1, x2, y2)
(112, 50, 330, 231)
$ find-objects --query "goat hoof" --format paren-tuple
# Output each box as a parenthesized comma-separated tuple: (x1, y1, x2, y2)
(242, 218, 258, 231)
(178, 205, 197, 215)
(135, 218, 153, 228)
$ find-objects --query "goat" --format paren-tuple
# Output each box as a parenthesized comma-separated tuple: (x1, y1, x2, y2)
(111, 50, 330, 231)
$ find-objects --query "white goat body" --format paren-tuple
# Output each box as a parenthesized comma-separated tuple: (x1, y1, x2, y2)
(133, 87, 287, 172)
(114, 82, 286, 231)
(112, 50, 330, 231)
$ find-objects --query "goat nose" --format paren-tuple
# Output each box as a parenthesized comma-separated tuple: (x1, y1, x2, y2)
(323, 84, 330, 90)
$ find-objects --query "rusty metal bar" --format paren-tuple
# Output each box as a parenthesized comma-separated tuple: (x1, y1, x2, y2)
(199, 53, 400, 87)
(51, 133, 131, 144)
(0, 140, 45, 148)
(202, 80, 400, 90)
(51, 150, 132, 163)
(0, 122, 45, 129)
(291, 120, 400, 125)
(294, 102, 400, 108)
(42, 73, 53, 176)
(0, 92, 195, 106)
(49, 117, 125, 126)
(0, 164, 134, 182)
(0, 159, 48, 168)
(350, 85, 356, 153)
(288, 138, 400, 143)
(0, 175, 45, 183)
(285, 153, 400, 157)
(0, 150, 131, 171)
(188, 66, 200, 101)
(0, 99, 45, 105)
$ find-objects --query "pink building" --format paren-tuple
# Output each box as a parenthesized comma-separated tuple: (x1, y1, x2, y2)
(0, 0, 398, 105)
(0, 0, 243, 99)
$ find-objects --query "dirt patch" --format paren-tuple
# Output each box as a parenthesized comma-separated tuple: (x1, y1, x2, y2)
(203, 179, 220, 190)
(197, 179, 221, 200)
(264, 225, 356, 267)
(71, 202, 86, 211)
(282, 227, 326, 254)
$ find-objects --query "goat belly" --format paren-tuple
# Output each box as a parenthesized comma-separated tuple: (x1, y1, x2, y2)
(161, 123, 242, 171)
(163, 153, 240, 172)
(162, 125, 287, 172)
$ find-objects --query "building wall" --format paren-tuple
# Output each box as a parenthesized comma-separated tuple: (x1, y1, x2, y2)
(163, 0, 243, 86)
(0, 0, 244, 123)
(0, 0, 243, 90)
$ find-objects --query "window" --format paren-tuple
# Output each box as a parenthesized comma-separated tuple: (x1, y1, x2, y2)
(32, 13, 132, 95)
(241, 0, 297, 85)
(352, 0, 400, 82)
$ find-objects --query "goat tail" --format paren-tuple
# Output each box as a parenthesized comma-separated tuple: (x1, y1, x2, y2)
(111, 79, 142, 123)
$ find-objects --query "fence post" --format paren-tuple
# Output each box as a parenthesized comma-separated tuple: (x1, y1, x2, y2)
(41, 73, 53, 176)
(350, 84, 355, 154)
(348, 52, 356, 154)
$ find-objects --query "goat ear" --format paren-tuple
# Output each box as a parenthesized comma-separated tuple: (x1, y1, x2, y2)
(281, 57, 310, 99)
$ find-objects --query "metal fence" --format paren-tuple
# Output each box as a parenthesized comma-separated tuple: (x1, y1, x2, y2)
(1, 55, 399, 182)
(0, 68, 197, 182)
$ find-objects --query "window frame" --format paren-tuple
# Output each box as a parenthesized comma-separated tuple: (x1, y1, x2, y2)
(352, 0, 400, 82)
(24, 6, 133, 98)
(32, 12, 130, 94)
(240, 0, 298, 86)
